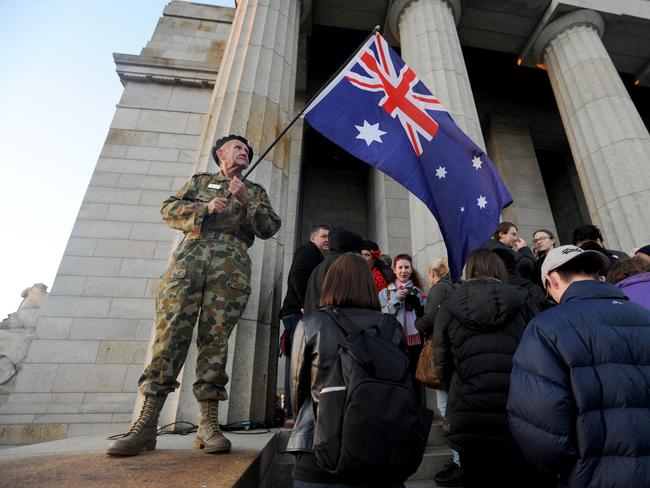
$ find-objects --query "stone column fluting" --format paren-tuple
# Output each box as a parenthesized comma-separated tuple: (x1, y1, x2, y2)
(533, 9, 650, 250)
(387, 0, 486, 273)
(486, 115, 557, 243)
(156, 0, 303, 426)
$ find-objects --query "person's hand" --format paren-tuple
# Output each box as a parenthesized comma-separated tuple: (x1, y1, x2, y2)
(229, 177, 249, 206)
(207, 197, 229, 214)
(514, 237, 527, 250)
(396, 288, 407, 300)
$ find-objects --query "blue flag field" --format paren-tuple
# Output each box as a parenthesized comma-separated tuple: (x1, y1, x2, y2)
(303, 33, 512, 279)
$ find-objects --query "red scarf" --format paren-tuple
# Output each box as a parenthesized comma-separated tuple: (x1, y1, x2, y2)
(371, 265, 388, 292)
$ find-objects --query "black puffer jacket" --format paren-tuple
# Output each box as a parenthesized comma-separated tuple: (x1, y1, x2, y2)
(432, 278, 542, 455)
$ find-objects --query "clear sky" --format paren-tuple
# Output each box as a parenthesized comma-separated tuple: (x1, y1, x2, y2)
(0, 0, 234, 319)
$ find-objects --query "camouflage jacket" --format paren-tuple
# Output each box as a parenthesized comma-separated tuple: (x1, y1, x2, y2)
(161, 171, 281, 247)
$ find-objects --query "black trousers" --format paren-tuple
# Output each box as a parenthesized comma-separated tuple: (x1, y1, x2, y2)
(407, 344, 423, 404)
(459, 452, 555, 488)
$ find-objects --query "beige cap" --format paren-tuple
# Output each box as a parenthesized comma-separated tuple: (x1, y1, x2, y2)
(541, 245, 609, 283)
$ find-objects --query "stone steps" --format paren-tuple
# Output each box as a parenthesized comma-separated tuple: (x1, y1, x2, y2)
(409, 445, 452, 481)
(273, 418, 453, 487)
(272, 445, 452, 487)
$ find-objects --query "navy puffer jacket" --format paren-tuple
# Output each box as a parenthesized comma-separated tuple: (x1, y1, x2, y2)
(507, 280, 650, 488)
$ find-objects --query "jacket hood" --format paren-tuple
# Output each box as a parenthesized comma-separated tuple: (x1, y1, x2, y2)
(616, 271, 650, 289)
(327, 227, 364, 254)
(444, 279, 529, 331)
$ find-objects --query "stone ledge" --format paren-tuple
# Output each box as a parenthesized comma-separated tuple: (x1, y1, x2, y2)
(114, 53, 219, 87)
(0, 430, 276, 487)
(163, 1, 235, 24)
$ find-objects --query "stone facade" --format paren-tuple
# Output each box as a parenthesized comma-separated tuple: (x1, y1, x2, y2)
(2, 0, 649, 445)
(0, 2, 232, 444)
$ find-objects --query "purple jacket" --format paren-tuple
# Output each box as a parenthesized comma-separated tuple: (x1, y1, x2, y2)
(617, 271, 650, 309)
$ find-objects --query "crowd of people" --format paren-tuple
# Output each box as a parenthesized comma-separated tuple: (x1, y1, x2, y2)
(282, 222, 650, 488)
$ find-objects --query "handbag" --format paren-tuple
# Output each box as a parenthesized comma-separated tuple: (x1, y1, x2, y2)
(415, 338, 443, 389)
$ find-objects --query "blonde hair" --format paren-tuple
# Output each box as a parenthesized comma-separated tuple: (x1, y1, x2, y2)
(427, 257, 449, 285)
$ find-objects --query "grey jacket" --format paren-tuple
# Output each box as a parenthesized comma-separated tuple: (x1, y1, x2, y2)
(415, 276, 455, 336)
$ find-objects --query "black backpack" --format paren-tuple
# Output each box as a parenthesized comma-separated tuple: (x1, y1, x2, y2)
(314, 306, 433, 485)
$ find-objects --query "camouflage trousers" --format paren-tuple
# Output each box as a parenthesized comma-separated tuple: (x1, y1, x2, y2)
(139, 236, 251, 401)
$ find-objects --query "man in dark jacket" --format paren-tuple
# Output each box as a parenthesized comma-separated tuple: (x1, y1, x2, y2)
(279, 224, 330, 424)
(482, 221, 536, 280)
(507, 245, 650, 488)
(572, 224, 629, 276)
(302, 227, 364, 316)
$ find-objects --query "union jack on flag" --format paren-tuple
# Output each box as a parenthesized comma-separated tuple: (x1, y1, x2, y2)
(303, 33, 512, 280)
(343, 34, 445, 156)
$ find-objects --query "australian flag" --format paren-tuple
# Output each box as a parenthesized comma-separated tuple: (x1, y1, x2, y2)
(303, 33, 512, 280)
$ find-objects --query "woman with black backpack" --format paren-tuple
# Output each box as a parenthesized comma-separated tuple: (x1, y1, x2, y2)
(287, 253, 430, 487)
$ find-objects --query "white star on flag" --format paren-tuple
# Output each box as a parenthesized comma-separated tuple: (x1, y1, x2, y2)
(477, 195, 487, 209)
(460, 206, 465, 213)
(355, 120, 386, 146)
(472, 156, 483, 170)
(435, 166, 447, 179)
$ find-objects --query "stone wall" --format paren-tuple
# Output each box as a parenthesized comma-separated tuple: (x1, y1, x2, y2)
(0, 1, 233, 445)
(298, 133, 368, 240)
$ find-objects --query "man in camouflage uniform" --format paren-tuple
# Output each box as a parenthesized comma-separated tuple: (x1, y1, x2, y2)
(107, 135, 281, 457)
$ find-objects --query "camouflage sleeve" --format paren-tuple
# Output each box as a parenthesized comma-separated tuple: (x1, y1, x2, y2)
(160, 176, 209, 236)
(245, 184, 281, 239)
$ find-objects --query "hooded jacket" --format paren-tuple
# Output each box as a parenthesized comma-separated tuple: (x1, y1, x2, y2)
(507, 280, 650, 488)
(616, 271, 650, 309)
(432, 278, 542, 455)
(302, 227, 364, 316)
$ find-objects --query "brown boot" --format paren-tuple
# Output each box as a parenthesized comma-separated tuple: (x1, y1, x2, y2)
(106, 395, 166, 456)
(194, 400, 231, 454)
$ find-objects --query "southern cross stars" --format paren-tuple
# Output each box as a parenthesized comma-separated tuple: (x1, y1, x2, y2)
(472, 155, 483, 170)
(355, 120, 386, 146)
(477, 195, 487, 209)
(435, 166, 447, 179)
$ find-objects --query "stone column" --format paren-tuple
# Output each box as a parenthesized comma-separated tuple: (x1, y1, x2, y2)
(367, 169, 412, 256)
(387, 0, 486, 273)
(486, 115, 557, 243)
(159, 0, 303, 426)
(531, 9, 650, 250)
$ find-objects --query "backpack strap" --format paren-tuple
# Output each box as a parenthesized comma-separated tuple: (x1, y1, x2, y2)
(321, 306, 377, 376)
(320, 306, 361, 337)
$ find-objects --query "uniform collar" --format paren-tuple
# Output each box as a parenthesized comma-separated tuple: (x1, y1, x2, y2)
(215, 171, 229, 182)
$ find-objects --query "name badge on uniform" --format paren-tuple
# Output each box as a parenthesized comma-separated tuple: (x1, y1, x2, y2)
(208, 183, 221, 191)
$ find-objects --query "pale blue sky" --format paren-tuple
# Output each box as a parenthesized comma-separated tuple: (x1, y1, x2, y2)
(0, 0, 233, 318)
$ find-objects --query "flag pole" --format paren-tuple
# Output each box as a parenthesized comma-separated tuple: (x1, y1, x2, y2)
(240, 25, 381, 181)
